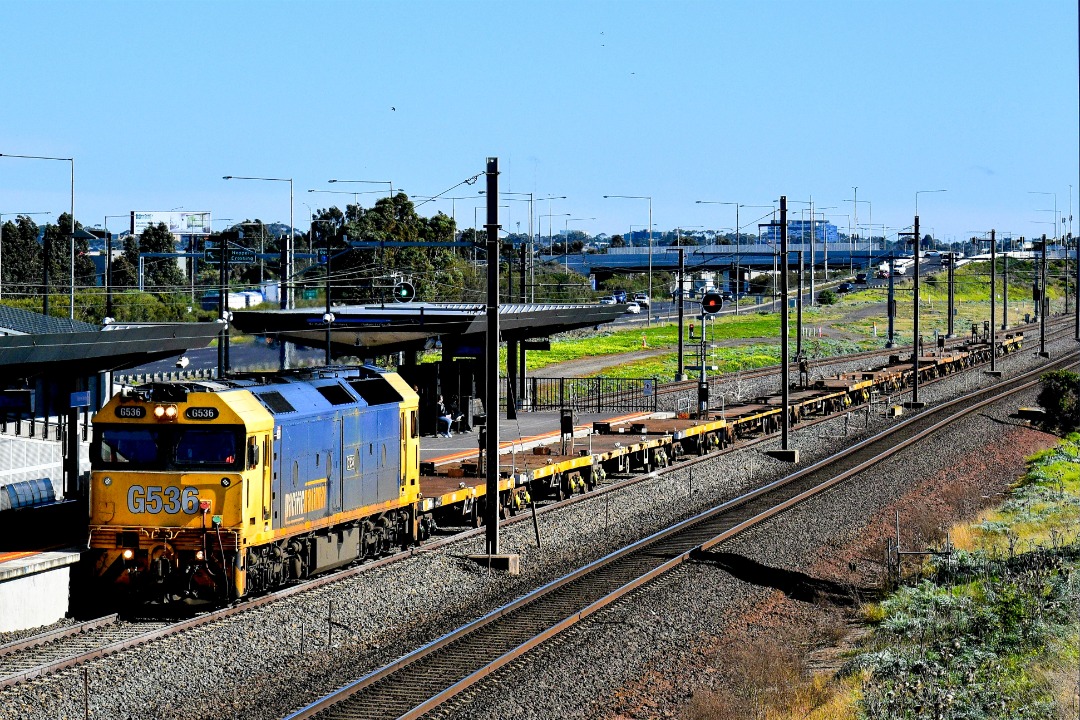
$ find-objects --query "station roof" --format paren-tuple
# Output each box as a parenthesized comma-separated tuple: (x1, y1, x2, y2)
(231, 302, 627, 354)
(0, 306, 222, 382)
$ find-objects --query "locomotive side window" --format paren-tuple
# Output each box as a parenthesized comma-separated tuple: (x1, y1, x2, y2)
(410, 409, 418, 439)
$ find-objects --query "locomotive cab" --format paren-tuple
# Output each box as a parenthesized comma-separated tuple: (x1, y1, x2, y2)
(89, 382, 272, 605)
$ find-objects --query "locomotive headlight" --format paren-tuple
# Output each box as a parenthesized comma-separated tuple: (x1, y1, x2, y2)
(195, 550, 205, 561)
(102, 477, 112, 487)
(121, 549, 134, 560)
(153, 404, 178, 421)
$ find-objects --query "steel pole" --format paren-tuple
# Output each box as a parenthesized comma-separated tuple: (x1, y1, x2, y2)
(676, 248, 685, 381)
(796, 250, 803, 358)
(1040, 234, 1048, 357)
(484, 157, 501, 555)
(912, 215, 921, 406)
(990, 230, 997, 373)
(780, 197, 790, 451)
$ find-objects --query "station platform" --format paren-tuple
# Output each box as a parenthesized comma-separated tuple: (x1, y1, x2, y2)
(419, 409, 654, 465)
(0, 548, 82, 633)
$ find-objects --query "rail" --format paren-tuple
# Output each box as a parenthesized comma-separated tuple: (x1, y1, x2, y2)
(285, 350, 1078, 720)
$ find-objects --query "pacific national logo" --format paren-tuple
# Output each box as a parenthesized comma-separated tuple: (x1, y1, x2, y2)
(284, 482, 327, 522)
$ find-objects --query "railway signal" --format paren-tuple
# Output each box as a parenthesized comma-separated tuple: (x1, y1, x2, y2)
(393, 281, 415, 302)
(701, 291, 724, 313)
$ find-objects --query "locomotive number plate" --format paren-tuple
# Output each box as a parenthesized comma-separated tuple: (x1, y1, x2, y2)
(185, 407, 219, 420)
(115, 406, 146, 419)
(127, 485, 201, 515)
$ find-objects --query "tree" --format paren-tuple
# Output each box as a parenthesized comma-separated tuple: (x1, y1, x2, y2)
(0, 216, 42, 299)
(136, 222, 186, 290)
(41, 213, 95, 297)
(1037, 369, 1080, 433)
(610, 234, 625, 248)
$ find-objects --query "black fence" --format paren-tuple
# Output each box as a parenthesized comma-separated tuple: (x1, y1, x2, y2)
(502, 376, 659, 413)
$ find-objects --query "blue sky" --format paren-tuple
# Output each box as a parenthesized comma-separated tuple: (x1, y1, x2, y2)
(2, 0, 1077, 245)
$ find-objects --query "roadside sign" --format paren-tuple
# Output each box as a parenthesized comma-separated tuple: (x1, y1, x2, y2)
(70, 391, 91, 408)
(203, 243, 256, 264)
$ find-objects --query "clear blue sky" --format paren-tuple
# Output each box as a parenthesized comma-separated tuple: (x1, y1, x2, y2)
(2, 0, 1077, 245)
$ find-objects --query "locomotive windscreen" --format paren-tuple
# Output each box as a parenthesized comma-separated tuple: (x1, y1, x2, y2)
(347, 378, 403, 406)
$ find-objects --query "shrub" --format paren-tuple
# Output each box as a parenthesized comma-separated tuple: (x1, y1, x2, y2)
(1037, 370, 1080, 434)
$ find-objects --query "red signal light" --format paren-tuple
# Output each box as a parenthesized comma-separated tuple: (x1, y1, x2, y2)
(701, 292, 724, 314)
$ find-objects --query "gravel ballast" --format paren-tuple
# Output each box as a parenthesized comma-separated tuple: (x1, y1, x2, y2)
(0, 333, 1072, 720)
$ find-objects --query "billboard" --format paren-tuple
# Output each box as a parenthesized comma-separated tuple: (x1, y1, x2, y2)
(131, 211, 212, 236)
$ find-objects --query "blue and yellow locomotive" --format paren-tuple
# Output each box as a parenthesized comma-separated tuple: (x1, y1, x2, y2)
(88, 366, 426, 604)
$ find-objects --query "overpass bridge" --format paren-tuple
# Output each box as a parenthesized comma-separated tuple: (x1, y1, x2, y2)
(553, 242, 890, 282)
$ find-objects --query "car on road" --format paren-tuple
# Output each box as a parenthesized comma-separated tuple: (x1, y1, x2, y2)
(837, 282, 855, 293)
(599, 296, 616, 305)
(875, 269, 890, 279)
(855, 273, 868, 284)
(624, 301, 641, 314)
(633, 292, 650, 307)
(721, 290, 734, 302)
(613, 290, 628, 303)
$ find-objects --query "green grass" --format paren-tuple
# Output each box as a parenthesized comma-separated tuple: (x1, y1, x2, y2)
(848, 436, 1080, 718)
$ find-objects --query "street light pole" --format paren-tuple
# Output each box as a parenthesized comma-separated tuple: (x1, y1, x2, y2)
(605, 194, 653, 325)
(1, 153, 75, 318)
(564, 217, 595, 272)
(223, 175, 294, 310)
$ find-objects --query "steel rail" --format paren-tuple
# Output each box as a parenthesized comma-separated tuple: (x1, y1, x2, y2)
(285, 350, 1078, 720)
(0, 615, 117, 658)
(652, 314, 1070, 400)
(6, 322, 1065, 694)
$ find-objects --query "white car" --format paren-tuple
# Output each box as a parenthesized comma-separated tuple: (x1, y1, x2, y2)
(634, 293, 650, 307)
(624, 301, 641, 314)
(599, 296, 616, 305)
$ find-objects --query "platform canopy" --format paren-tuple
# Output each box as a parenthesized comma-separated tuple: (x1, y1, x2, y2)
(0, 306, 222, 383)
(230, 302, 628, 355)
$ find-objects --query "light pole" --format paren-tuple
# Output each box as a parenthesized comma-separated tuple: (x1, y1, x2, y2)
(0, 153, 75, 318)
(328, 179, 394, 199)
(223, 175, 294, 310)
(0, 211, 49, 301)
(564, 217, 595, 271)
(103, 213, 131, 317)
(909, 190, 946, 408)
(605, 194, 653, 325)
(1029, 191, 1059, 241)
(539, 212, 571, 256)
(697, 202, 773, 313)
(309, 188, 392, 220)
(915, 189, 946, 218)
(478, 190, 540, 301)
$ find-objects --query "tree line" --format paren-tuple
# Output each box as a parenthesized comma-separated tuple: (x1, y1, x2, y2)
(0, 194, 601, 324)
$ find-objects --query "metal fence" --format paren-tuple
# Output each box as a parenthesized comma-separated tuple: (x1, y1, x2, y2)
(501, 376, 659, 413)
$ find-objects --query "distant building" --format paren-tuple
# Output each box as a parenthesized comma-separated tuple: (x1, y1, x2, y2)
(761, 220, 838, 244)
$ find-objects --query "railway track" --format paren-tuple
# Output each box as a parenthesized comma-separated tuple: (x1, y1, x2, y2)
(655, 314, 1072, 401)
(1, 319, 1069, 699)
(0, 615, 172, 687)
(284, 350, 1079, 720)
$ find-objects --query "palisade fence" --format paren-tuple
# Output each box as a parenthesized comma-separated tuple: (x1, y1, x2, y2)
(500, 376, 659, 413)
